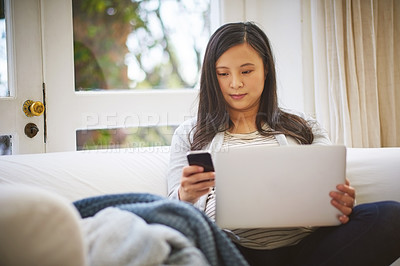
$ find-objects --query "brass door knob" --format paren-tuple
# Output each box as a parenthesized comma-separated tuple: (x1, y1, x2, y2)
(23, 100, 45, 117)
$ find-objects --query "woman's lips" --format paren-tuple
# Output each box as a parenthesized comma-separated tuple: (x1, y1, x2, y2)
(230, 93, 247, 100)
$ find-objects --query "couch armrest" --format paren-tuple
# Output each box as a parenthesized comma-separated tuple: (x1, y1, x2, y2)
(0, 185, 86, 266)
(347, 148, 400, 205)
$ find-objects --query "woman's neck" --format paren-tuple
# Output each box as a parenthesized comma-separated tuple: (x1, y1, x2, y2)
(228, 112, 258, 134)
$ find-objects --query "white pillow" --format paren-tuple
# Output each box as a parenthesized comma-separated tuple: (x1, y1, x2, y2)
(0, 185, 86, 266)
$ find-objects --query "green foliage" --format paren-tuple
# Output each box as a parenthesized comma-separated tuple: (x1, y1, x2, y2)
(76, 0, 142, 23)
(73, 0, 208, 91)
(77, 126, 176, 150)
(0, 0, 4, 20)
(74, 41, 107, 90)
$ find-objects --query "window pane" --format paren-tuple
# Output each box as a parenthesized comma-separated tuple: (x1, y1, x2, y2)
(76, 126, 177, 150)
(72, 0, 210, 91)
(0, 135, 12, 155)
(0, 0, 8, 97)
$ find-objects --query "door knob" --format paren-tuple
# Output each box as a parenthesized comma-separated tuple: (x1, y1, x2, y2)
(24, 123, 39, 138)
(23, 100, 45, 117)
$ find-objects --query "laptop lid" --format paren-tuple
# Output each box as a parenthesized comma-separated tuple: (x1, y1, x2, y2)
(214, 145, 346, 228)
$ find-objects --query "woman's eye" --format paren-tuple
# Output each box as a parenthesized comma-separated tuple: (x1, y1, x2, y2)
(217, 73, 228, 76)
(242, 70, 253, 74)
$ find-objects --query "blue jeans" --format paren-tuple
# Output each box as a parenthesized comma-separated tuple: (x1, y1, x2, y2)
(235, 201, 400, 266)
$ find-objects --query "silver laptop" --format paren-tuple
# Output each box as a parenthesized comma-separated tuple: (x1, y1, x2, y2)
(214, 145, 346, 228)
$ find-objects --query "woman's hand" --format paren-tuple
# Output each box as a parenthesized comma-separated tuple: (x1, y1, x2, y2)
(178, 165, 215, 204)
(329, 178, 356, 224)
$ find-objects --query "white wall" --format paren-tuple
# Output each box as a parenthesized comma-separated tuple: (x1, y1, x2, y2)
(220, 0, 311, 115)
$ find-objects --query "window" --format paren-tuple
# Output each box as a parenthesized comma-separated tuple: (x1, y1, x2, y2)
(72, 0, 211, 150)
(0, 135, 11, 155)
(0, 0, 8, 97)
(72, 0, 210, 91)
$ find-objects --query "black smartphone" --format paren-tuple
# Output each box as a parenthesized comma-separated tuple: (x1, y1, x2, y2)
(186, 151, 215, 172)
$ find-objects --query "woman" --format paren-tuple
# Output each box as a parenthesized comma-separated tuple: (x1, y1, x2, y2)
(167, 22, 400, 266)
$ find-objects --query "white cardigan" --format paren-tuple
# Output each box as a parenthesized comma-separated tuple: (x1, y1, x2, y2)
(166, 113, 332, 211)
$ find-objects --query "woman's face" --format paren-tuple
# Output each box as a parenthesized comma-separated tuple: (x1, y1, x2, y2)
(215, 43, 266, 118)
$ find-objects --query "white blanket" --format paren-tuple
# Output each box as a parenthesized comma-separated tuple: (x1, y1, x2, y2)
(81, 207, 209, 266)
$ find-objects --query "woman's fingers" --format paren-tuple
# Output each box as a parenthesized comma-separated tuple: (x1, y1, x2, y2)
(330, 196, 353, 215)
(340, 178, 356, 199)
(182, 166, 215, 183)
(330, 190, 355, 208)
(179, 166, 215, 203)
(330, 180, 356, 224)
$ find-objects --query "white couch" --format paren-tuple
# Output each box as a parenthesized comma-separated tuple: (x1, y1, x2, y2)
(0, 147, 399, 265)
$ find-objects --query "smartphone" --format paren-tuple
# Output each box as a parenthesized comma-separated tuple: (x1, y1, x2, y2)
(186, 151, 215, 172)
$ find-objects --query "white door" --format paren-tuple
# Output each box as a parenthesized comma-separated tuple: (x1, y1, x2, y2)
(1, 0, 218, 154)
(42, 0, 203, 152)
(0, 0, 45, 154)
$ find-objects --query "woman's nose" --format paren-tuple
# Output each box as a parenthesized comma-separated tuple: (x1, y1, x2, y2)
(230, 75, 243, 89)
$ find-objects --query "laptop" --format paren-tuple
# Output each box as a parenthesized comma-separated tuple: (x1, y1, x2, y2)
(214, 144, 346, 228)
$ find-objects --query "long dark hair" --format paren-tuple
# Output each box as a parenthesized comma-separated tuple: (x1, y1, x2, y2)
(191, 22, 313, 150)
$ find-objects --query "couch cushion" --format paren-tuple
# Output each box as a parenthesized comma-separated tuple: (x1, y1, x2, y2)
(0, 147, 170, 201)
(347, 148, 400, 204)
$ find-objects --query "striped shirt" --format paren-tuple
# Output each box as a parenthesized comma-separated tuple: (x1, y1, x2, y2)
(204, 129, 316, 250)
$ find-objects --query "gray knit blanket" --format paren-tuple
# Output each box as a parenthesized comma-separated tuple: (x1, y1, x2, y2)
(73, 193, 248, 266)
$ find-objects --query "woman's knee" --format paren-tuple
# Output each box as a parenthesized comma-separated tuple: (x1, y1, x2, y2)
(353, 201, 400, 237)
(375, 200, 400, 228)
